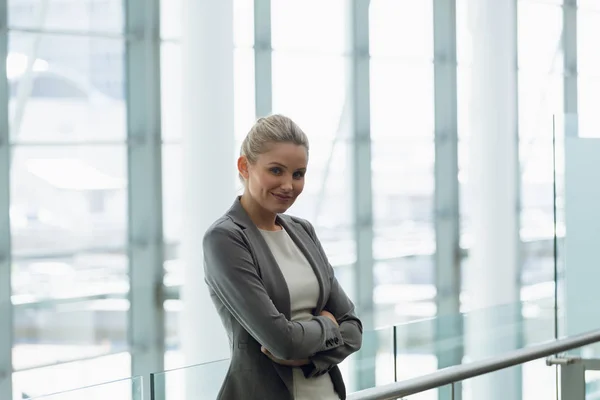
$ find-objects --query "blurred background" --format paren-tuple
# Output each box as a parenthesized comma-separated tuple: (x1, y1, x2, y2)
(3, 0, 600, 398)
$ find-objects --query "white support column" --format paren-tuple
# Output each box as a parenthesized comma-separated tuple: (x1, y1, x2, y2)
(0, 1, 11, 399)
(125, 0, 165, 397)
(180, 0, 235, 383)
(254, 0, 272, 118)
(433, 1, 462, 399)
(466, 0, 521, 399)
(346, 0, 375, 391)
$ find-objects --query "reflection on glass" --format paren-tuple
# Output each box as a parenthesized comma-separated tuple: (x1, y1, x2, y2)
(8, 33, 126, 143)
(9, 0, 124, 33)
(28, 376, 141, 400)
(460, 360, 556, 400)
(151, 359, 230, 400)
(10, 146, 128, 300)
(13, 353, 132, 399)
(401, 385, 453, 400)
(13, 300, 128, 371)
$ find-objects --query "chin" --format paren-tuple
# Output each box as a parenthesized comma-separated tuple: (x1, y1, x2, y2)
(272, 204, 291, 214)
(271, 200, 295, 214)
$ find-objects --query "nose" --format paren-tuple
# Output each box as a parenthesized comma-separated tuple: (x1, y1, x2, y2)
(280, 176, 293, 191)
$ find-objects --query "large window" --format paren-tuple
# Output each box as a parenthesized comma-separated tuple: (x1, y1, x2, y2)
(517, 0, 563, 289)
(7, 1, 129, 398)
(3, 0, 598, 398)
(370, 0, 435, 326)
(578, 4, 600, 138)
(457, 0, 562, 309)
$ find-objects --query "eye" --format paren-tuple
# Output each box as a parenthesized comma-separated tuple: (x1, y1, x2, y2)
(269, 167, 282, 175)
(293, 171, 305, 179)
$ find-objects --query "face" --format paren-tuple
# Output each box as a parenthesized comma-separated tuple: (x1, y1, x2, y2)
(239, 142, 308, 215)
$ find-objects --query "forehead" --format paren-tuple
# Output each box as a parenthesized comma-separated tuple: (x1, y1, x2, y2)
(258, 142, 308, 166)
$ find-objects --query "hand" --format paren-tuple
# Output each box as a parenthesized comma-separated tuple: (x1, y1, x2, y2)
(320, 310, 339, 327)
(261, 346, 310, 367)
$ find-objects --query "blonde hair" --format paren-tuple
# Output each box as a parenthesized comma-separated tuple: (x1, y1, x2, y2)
(240, 114, 309, 164)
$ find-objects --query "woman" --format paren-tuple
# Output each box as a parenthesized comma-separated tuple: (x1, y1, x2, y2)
(203, 115, 363, 400)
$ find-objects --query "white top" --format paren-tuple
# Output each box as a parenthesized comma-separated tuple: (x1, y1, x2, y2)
(260, 227, 340, 400)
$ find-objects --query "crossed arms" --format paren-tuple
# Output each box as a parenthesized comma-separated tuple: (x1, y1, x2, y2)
(203, 220, 363, 377)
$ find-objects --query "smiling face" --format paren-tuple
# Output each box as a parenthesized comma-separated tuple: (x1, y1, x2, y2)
(238, 141, 308, 216)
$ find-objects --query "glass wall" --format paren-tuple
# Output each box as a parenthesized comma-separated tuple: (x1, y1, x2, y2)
(8, 1, 130, 398)
(1, 0, 596, 398)
(370, 0, 436, 326)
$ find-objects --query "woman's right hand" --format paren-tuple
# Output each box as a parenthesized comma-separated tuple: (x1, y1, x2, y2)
(320, 310, 338, 327)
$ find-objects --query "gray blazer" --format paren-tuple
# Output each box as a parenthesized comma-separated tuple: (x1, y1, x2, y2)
(203, 198, 363, 400)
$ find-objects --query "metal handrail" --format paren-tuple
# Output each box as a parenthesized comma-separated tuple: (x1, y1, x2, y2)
(348, 329, 600, 400)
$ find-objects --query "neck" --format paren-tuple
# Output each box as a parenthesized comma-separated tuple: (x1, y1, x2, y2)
(240, 192, 279, 231)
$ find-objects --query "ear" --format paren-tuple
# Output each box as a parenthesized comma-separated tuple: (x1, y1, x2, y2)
(237, 156, 250, 180)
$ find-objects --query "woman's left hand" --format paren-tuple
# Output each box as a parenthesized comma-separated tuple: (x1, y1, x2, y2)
(261, 346, 310, 367)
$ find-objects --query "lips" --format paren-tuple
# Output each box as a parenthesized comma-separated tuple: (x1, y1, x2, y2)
(272, 193, 292, 201)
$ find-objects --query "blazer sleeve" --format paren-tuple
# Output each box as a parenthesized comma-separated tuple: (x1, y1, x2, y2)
(300, 220, 364, 378)
(302, 221, 363, 378)
(203, 223, 344, 361)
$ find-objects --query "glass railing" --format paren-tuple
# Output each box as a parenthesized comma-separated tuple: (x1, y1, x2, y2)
(149, 359, 229, 400)
(349, 330, 600, 399)
(28, 376, 143, 400)
(146, 296, 564, 399)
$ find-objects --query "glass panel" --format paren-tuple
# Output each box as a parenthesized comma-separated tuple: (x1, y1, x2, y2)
(151, 359, 229, 400)
(8, 0, 124, 33)
(370, 61, 434, 140)
(13, 353, 131, 399)
(578, 8, 600, 76)
(233, 48, 256, 142)
(340, 327, 395, 393)
(160, 0, 253, 45)
(233, 0, 254, 48)
(517, 2, 563, 72)
(460, 360, 557, 400)
(554, 113, 600, 339)
(271, 0, 345, 53)
(401, 385, 453, 400)
(369, 0, 433, 60)
(27, 376, 141, 400)
(586, 370, 600, 399)
(370, 59, 435, 328)
(10, 145, 128, 301)
(162, 143, 183, 285)
(13, 300, 128, 370)
(579, 0, 600, 11)
(578, 77, 600, 138)
(161, 41, 255, 143)
(160, 43, 182, 142)
(8, 33, 126, 143)
(271, 51, 354, 261)
(394, 299, 558, 379)
(160, 0, 183, 40)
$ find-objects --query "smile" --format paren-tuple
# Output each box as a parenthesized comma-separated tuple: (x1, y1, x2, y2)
(272, 193, 292, 201)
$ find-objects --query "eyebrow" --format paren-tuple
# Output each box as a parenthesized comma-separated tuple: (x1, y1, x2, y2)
(268, 162, 306, 171)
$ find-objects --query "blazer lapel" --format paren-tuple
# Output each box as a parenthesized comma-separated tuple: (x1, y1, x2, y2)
(226, 198, 291, 319)
(226, 199, 295, 395)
